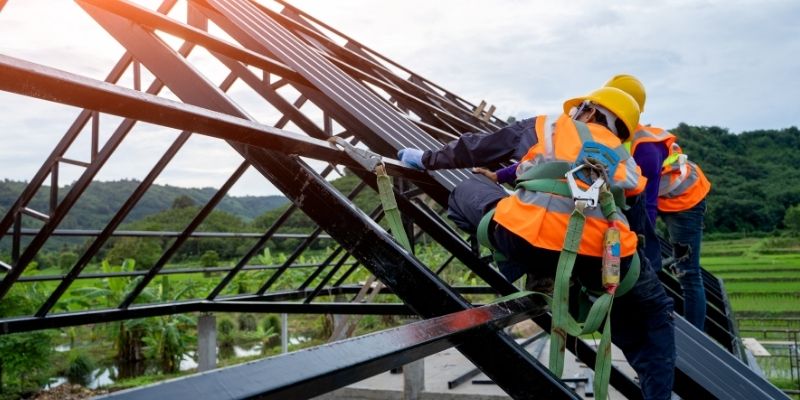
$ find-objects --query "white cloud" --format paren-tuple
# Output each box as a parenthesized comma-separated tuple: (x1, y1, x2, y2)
(1, 0, 798, 196)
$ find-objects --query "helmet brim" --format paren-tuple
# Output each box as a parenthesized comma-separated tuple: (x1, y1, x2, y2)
(562, 97, 585, 116)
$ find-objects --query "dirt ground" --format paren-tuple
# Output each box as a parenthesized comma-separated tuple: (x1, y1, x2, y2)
(28, 384, 109, 400)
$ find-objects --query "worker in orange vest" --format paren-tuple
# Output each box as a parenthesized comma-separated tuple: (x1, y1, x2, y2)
(605, 75, 711, 330)
(398, 87, 675, 399)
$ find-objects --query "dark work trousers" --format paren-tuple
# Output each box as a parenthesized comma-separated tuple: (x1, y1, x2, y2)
(448, 177, 676, 400)
(632, 198, 665, 273)
(660, 199, 707, 330)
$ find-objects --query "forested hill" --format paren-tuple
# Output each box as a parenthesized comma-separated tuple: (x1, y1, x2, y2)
(0, 179, 287, 229)
(1, 125, 797, 236)
(671, 124, 800, 234)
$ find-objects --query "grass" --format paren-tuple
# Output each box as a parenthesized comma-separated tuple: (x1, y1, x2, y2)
(702, 237, 800, 318)
(700, 236, 800, 392)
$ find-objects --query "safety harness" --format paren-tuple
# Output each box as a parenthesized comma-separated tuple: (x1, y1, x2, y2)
(477, 121, 641, 400)
(328, 137, 413, 252)
(332, 131, 640, 400)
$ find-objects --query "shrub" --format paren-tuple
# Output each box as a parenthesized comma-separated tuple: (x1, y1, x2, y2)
(200, 250, 220, 268)
(238, 314, 257, 331)
(262, 315, 281, 333)
(66, 352, 96, 386)
(218, 318, 235, 336)
(784, 204, 800, 232)
(58, 251, 79, 272)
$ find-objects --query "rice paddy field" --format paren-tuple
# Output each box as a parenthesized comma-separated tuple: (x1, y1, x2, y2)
(702, 237, 800, 317)
(701, 236, 800, 394)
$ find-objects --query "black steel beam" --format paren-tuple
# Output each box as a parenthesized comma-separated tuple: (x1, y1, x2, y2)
(206, 202, 299, 299)
(196, 0, 471, 193)
(9, 228, 330, 240)
(119, 161, 249, 309)
(0, 14, 633, 400)
(673, 316, 790, 399)
(93, 293, 565, 400)
(1, 299, 414, 335)
(257, 181, 367, 294)
(0, 0, 179, 246)
(16, 262, 357, 282)
(34, 131, 193, 317)
(0, 64, 186, 302)
(272, 0, 504, 127)
(234, 155, 577, 398)
(261, 4, 492, 134)
(0, 55, 429, 184)
(73, 5, 576, 397)
(1, 300, 201, 335)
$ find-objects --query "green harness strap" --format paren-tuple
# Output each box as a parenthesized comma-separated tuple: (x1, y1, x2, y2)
(375, 165, 413, 252)
(548, 186, 639, 400)
(478, 159, 640, 400)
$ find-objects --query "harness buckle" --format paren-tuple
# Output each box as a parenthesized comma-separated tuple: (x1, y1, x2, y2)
(327, 136, 383, 172)
(566, 164, 604, 208)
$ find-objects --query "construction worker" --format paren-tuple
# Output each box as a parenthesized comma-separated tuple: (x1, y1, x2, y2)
(605, 75, 711, 331)
(398, 87, 675, 400)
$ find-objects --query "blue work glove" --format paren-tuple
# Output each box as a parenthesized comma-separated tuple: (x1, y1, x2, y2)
(397, 148, 425, 170)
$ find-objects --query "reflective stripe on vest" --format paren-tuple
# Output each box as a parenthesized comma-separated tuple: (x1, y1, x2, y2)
(543, 113, 559, 161)
(657, 138, 711, 212)
(658, 153, 689, 196)
(620, 157, 643, 192)
(515, 189, 632, 224)
(660, 159, 699, 198)
(626, 126, 676, 157)
(495, 114, 640, 257)
(517, 115, 641, 193)
(658, 156, 711, 212)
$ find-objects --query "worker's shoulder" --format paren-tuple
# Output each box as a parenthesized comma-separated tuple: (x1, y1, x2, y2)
(498, 116, 537, 133)
(638, 123, 673, 134)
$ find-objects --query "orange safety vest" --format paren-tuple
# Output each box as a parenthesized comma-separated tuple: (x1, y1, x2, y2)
(493, 114, 642, 257)
(625, 125, 676, 156)
(658, 142, 711, 212)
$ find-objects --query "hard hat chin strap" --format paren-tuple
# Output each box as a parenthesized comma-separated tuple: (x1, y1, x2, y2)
(571, 101, 620, 138)
(593, 105, 619, 137)
(570, 100, 590, 119)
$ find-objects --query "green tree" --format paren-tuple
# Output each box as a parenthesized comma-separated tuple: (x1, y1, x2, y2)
(784, 204, 800, 232)
(65, 352, 96, 386)
(200, 250, 220, 267)
(58, 250, 79, 272)
(106, 238, 163, 269)
(0, 287, 54, 396)
(171, 194, 196, 209)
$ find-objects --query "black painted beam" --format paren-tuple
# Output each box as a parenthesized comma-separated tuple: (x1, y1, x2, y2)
(94, 294, 561, 400)
(74, 3, 577, 397)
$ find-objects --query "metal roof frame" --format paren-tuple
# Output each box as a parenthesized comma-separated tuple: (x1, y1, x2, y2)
(0, 0, 786, 398)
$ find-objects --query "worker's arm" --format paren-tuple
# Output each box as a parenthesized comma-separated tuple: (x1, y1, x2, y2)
(419, 118, 537, 170)
(632, 142, 668, 224)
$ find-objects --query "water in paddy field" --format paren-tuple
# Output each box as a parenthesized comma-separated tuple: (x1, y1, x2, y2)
(45, 336, 311, 390)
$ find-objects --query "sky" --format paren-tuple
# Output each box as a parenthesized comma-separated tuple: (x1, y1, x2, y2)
(0, 0, 798, 196)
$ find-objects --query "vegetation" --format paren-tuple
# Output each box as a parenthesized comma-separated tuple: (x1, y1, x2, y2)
(0, 179, 287, 230)
(66, 353, 96, 386)
(702, 236, 800, 317)
(0, 289, 55, 398)
(701, 236, 800, 394)
(673, 124, 800, 234)
(1, 124, 799, 396)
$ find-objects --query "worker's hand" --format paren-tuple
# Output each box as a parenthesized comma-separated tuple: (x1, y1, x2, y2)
(397, 148, 425, 170)
(471, 167, 498, 182)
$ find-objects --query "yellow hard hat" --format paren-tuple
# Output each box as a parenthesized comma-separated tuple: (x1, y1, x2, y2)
(604, 74, 646, 112)
(563, 87, 641, 137)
